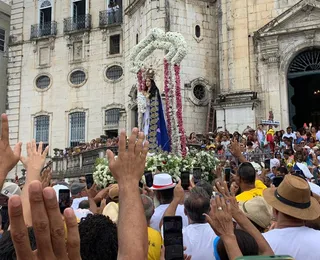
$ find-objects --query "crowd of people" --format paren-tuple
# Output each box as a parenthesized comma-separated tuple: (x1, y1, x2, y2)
(0, 112, 320, 260)
(62, 136, 119, 157)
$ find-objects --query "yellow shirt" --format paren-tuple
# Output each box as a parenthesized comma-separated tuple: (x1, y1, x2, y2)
(236, 180, 267, 202)
(148, 227, 162, 260)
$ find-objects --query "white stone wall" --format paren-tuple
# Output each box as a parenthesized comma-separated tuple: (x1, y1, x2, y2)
(0, 0, 12, 5)
(0, 1, 10, 115)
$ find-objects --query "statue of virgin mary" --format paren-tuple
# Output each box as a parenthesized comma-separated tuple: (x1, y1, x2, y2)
(137, 69, 170, 153)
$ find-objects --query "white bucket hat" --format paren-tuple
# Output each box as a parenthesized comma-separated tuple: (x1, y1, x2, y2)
(149, 173, 176, 190)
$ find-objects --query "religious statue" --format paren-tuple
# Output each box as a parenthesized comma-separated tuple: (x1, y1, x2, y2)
(137, 68, 170, 153)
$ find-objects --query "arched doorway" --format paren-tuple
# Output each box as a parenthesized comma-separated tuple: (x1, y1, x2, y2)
(287, 49, 320, 129)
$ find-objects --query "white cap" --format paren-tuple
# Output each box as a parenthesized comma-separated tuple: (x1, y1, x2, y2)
(1, 182, 21, 197)
(52, 184, 70, 201)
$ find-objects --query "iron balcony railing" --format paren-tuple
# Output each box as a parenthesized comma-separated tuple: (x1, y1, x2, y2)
(30, 21, 57, 39)
(64, 14, 91, 33)
(99, 9, 123, 27)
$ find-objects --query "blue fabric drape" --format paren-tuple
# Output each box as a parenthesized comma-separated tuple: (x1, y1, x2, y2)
(156, 90, 170, 152)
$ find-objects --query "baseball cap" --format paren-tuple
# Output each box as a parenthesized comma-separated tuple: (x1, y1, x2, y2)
(70, 182, 86, 195)
(1, 182, 21, 197)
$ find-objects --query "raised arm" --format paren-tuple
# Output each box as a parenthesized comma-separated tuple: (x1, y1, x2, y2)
(215, 181, 274, 256)
(20, 140, 49, 226)
(159, 180, 184, 230)
(0, 114, 22, 189)
(107, 128, 149, 260)
(205, 196, 243, 260)
(230, 140, 248, 163)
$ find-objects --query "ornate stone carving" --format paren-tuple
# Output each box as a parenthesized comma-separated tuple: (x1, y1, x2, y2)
(83, 32, 90, 44)
(304, 30, 315, 40)
(32, 41, 37, 53)
(259, 35, 280, 64)
(101, 29, 107, 41)
(48, 37, 55, 50)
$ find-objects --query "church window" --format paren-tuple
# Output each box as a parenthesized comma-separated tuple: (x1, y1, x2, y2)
(195, 25, 201, 38)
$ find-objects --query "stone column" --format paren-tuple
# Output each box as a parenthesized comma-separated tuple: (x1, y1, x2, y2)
(260, 37, 282, 127)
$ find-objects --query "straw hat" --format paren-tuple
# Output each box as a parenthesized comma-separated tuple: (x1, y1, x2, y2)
(239, 196, 272, 229)
(263, 175, 320, 220)
(102, 202, 119, 223)
(109, 184, 119, 200)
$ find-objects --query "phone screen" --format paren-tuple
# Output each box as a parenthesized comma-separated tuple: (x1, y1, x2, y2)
(224, 168, 231, 183)
(163, 216, 184, 260)
(144, 172, 153, 188)
(85, 174, 94, 189)
(193, 168, 202, 184)
(181, 171, 190, 190)
(264, 159, 271, 169)
(59, 189, 71, 214)
(272, 176, 284, 187)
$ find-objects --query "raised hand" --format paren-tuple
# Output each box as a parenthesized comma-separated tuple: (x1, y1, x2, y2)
(106, 128, 149, 259)
(0, 114, 22, 179)
(229, 140, 242, 158)
(174, 180, 185, 204)
(41, 166, 52, 189)
(20, 140, 49, 176)
(8, 181, 81, 260)
(204, 196, 234, 237)
(86, 183, 98, 199)
(107, 128, 149, 185)
(214, 181, 240, 217)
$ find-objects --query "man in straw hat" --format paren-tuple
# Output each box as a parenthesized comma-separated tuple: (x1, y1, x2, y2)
(262, 174, 320, 259)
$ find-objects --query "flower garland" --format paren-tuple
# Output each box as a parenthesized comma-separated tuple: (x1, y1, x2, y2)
(163, 59, 172, 147)
(174, 64, 187, 157)
(137, 69, 145, 91)
(170, 62, 181, 155)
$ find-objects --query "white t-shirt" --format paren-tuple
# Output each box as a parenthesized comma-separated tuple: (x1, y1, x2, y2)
(316, 131, 320, 141)
(221, 141, 230, 150)
(309, 181, 320, 196)
(71, 197, 88, 210)
(263, 226, 320, 260)
(283, 132, 297, 140)
(183, 223, 217, 260)
(150, 204, 188, 231)
(257, 130, 265, 143)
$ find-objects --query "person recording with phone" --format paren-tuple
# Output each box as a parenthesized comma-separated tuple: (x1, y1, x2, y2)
(160, 181, 217, 260)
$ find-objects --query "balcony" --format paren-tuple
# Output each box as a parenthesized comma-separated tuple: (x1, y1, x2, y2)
(99, 9, 122, 27)
(63, 14, 91, 34)
(30, 21, 57, 40)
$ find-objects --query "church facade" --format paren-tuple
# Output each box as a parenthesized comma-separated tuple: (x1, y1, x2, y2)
(216, 0, 320, 131)
(4, 0, 320, 176)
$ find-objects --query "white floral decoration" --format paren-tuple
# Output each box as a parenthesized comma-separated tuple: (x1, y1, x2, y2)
(129, 28, 188, 73)
(93, 159, 117, 187)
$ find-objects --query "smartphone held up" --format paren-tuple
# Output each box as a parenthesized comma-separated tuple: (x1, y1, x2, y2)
(163, 216, 184, 260)
(85, 173, 94, 189)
